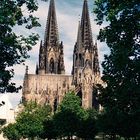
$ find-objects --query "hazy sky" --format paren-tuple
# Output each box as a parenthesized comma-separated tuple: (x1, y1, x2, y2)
(0, 0, 109, 108)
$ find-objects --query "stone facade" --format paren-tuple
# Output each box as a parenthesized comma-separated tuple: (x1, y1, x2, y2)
(22, 0, 102, 110)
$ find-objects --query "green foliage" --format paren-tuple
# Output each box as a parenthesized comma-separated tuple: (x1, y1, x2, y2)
(54, 109, 81, 139)
(54, 92, 86, 139)
(0, 0, 42, 93)
(94, 0, 140, 139)
(58, 92, 83, 113)
(16, 102, 51, 139)
(39, 118, 58, 140)
(77, 109, 98, 140)
(2, 93, 99, 140)
(2, 101, 51, 140)
(53, 92, 98, 140)
(2, 123, 21, 140)
(97, 110, 119, 137)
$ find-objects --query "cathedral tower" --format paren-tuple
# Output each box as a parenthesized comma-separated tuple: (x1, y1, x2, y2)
(73, 0, 100, 77)
(38, 0, 65, 74)
(72, 0, 100, 108)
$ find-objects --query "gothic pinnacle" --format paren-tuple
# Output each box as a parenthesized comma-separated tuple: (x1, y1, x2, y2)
(39, 40, 45, 70)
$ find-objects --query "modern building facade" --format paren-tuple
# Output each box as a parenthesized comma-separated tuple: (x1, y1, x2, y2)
(22, 0, 102, 111)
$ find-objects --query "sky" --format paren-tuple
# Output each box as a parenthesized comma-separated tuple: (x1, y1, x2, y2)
(0, 0, 109, 108)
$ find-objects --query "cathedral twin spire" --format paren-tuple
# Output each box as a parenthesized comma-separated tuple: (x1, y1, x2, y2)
(73, 0, 100, 76)
(37, 0, 100, 76)
(81, 0, 93, 50)
(38, 0, 65, 74)
(44, 0, 59, 47)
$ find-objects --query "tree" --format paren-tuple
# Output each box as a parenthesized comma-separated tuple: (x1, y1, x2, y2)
(54, 92, 86, 139)
(97, 110, 120, 140)
(2, 123, 21, 140)
(39, 118, 58, 140)
(0, 0, 49, 93)
(94, 0, 140, 139)
(77, 109, 98, 140)
(2, 101, 51, 140)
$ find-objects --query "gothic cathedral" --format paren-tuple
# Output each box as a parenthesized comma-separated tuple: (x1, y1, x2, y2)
(22, 0, 102, 110)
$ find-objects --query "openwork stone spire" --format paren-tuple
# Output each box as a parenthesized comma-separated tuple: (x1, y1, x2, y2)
(44, 0, 59, 47)
(81, 0, 93, 50)
(72, 0, 100, 84)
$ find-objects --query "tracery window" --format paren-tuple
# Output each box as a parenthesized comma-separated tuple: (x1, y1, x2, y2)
(49, 58, 55, 73)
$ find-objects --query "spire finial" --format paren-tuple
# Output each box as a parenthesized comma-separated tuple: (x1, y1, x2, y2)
(39, 39, 45, 71)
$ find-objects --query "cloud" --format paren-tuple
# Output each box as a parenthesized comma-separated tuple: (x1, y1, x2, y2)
(4, 0, 109, 107)
(0, 93, 22, 109)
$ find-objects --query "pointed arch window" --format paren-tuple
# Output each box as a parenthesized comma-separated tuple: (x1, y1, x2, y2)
(49, 58, 55, 73)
